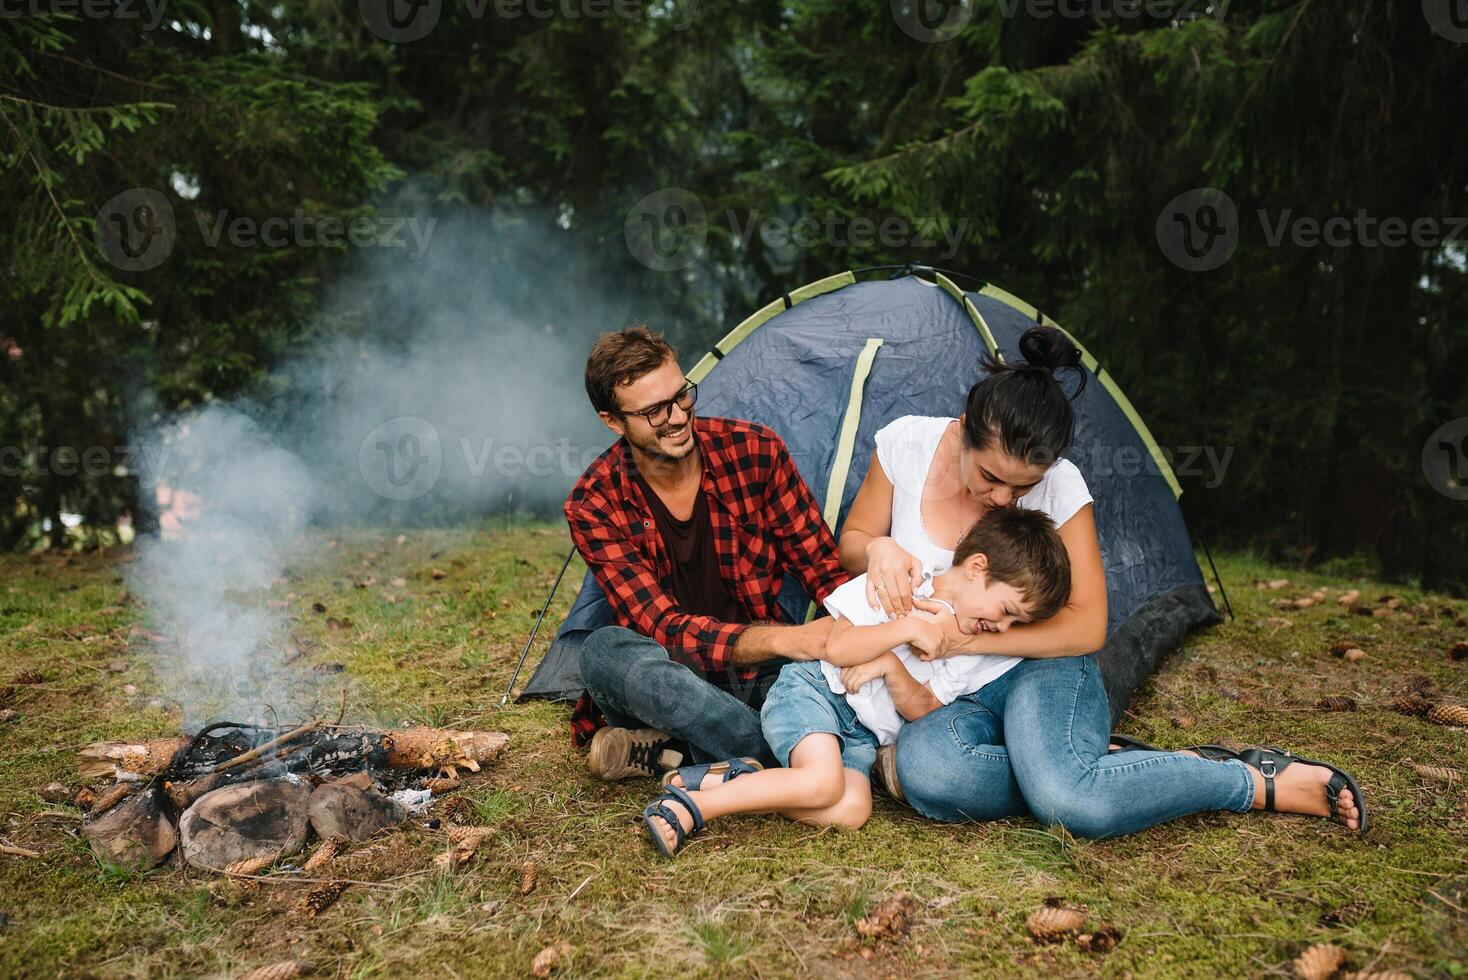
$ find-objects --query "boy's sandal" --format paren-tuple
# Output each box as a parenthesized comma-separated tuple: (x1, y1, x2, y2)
(661, 757, 764, 790)
(642, 784, 706, 859)
(1233, 746, 1370, 834)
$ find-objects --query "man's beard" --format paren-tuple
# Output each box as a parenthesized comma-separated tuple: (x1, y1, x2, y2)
(626, 416, 696, 460)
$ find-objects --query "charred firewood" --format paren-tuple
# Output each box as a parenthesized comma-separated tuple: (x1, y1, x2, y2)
(163, 773, 228, 811)
(381, 728, 509, 778)
(77, 738, 190, 781)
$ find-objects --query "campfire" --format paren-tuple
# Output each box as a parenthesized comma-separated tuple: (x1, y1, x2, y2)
(76, 720, 508, 873)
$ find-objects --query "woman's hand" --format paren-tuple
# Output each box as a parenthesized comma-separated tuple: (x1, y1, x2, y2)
(840, 653, 895, 694)
(907, 598, 974, 660)
(864, 537, 923, 617)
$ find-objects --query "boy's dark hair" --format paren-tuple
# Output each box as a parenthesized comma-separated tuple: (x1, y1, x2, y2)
(953, 505, 1072, 621)
(584, 324, 679, 415)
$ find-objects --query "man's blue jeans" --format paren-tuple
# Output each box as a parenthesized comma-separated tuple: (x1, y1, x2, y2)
(579, 626, 782, 766)
(894, 653, 1256, 838)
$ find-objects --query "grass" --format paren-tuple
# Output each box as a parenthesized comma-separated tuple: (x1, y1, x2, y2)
(0, 524, 1465, 977)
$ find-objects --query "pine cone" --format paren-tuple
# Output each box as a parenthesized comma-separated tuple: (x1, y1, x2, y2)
(298, 881, 347, 917)
(1389, 695, 1431, 717)
(447, 825, 490, 847)
(1412, 764, 1461, 787)
(1319, 898, 1373, 926)
(519, 860, 539, 896)
(239, 960, 314, 980)
(11, 669, 42, 685)
(427, 777, 461, 795)
(1315, 696, 1356, 713)
(441, 795, 473, 825)
(303, 837, 345, 873)
(1293, 942, 1346, 980)
(224, 854, 278, 878)
(1449, 641, 1468, 661)
(1340, 973, 1412, 980)
(854, 892, 917, 941)
(1025, 906, 1086, 941)
(1427, 703, 1468, 727)
(530, 941, 572, 978)
(1328, 642, 1355, 658)
(1408, 675, 1440, 699)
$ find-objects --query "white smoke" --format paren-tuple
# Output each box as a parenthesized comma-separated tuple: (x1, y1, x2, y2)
(126, 208, 637, 725)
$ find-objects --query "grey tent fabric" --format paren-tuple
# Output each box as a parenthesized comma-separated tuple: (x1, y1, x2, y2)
(522, 274, 1219, 724)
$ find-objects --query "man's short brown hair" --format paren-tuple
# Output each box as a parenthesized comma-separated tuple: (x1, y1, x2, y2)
(584, 324, 679, 415)
(953, 506, 1072, 621)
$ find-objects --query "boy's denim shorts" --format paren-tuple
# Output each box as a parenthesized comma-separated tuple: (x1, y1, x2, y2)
(760, 661, 880, 775)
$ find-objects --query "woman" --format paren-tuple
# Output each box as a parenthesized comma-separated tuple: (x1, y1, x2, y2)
(838, 326, 1366, 838)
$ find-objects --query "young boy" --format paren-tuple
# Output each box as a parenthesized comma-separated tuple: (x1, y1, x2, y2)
(642, 506, 1072, 857)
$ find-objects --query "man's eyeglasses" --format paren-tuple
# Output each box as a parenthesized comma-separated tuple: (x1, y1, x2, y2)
(620, 381, 698, 427)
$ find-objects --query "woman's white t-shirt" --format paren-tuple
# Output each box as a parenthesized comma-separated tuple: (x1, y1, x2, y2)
(869, 414, 1094, 690)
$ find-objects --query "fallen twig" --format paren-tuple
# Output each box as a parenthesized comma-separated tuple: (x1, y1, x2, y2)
(213, 719, 324, 774)
(2, 843, 41, 858)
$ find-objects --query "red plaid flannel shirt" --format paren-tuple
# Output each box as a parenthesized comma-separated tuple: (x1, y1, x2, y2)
(564, 416, 847, 746)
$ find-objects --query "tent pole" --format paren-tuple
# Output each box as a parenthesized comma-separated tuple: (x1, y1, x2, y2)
(1196, 532, 1234, 621)
(501, 545, 577, 705)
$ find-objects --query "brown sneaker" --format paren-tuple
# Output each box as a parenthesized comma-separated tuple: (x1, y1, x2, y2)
(874, 743, 906, 803)
(586, 727, 684, 781)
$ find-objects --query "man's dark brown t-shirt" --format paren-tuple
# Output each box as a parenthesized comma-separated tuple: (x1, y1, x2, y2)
(630, 467, 746, 625)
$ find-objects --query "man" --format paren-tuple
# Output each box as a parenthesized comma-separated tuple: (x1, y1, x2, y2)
(566, 325, 847, 781)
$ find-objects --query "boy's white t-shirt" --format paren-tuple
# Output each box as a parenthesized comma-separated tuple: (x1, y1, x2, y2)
(819, 569, 1022, 745)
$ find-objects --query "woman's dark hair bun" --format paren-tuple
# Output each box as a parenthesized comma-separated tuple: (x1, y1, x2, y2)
(1016, 326, 1083, 378)
(962, 325, 1087, 466)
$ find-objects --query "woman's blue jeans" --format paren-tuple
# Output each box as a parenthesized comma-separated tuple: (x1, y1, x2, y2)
(894, 653, 1256, 838)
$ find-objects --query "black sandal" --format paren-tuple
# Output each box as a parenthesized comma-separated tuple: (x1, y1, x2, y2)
(1108, 734, 1163, 753)
(1234, 746, 1370, 834)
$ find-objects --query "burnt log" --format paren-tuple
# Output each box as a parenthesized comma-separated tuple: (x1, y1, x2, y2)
(307, 783, 407, 841)
(381, 728, 509, 778)
(83, 787, 177, 870)
(77, 738, 189, 781)
(179, 779, 312, 872)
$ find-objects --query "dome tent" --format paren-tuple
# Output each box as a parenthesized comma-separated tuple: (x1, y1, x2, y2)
(508, 268, 1223, 725)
